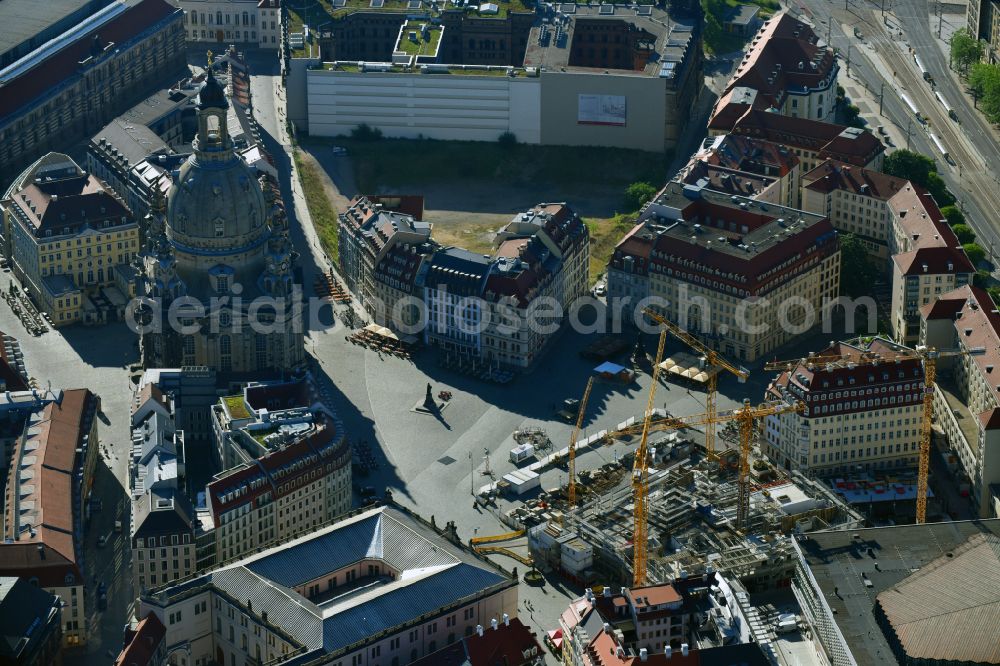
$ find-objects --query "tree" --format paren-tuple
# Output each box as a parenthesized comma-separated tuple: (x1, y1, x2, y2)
(623, 182, 658, 212)
(952, 224, 977, 244)
(497, 131, 518, 148)
(963, 242, 986, 267)
(941, 204, 965, 226)
(839, 233, 881, 298)
(882, 149, 956, 206)
(950, 28, 984, 74)
(974, 269, 992, 288)
(969, 62, 1000, 122)
(883, 149, 935, 184)
(927, 172, 956, 206)
(987, 286, 1000, 306)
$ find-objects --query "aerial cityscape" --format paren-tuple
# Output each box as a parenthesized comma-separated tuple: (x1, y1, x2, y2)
(0, 0, 999, 664)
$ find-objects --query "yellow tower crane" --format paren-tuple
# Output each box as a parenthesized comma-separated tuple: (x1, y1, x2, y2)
(627, 396, 804, 585)
(642, 308, 748, 459)
(632, 329, 668, 586)
(765, 343, 984, 524)
(567, 377, 595, 507)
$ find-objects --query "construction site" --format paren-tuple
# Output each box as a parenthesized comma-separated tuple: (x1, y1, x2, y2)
(523, 446, 863, 593)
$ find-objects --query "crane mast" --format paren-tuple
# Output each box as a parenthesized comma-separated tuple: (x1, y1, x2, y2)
(567, 377, 594, 507)
(632, 329, 667, 586)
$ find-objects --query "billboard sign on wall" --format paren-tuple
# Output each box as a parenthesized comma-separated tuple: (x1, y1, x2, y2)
(577, 94, 626, 126)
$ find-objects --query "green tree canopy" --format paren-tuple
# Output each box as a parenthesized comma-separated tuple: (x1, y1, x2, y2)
(839, 233, 881, 298)
(623, 182, 658, 212)
(882, 149, 955, 205)
(940, 204, 965, 226)
(951, 28, 984, 73)
(963, 242, 986, 267)
(970, 62, 1000, 123)
(952, 224, 977, 244)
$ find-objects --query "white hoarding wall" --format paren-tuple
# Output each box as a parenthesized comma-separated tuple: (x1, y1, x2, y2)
(576, 93, 627, 126)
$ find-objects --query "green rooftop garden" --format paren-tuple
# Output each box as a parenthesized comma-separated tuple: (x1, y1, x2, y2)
(249, 426, 279, 444)
(223, 395, 251, 419)
(397, 22, 442, 56)
(320, 61, 522, 76)
(285, 0, 533, 27)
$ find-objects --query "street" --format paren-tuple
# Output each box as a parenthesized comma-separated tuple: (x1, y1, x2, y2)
(791, 0, 1000, 265)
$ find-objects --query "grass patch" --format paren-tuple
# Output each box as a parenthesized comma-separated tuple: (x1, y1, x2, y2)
(294, 149, 340, 265)
(329, 138, 665, 194)
(397, 23, 442, 56)
(585, 214, 637, 286)
(285, 0, 532, 26)
(431, 222, 497, 254)
(223, 395, 251, 419)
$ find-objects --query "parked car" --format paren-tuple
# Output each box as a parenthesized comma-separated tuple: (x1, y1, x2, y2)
(97, 535, 108, 548)
(331, 146, 348, 156)
(593, 284, 606, 297)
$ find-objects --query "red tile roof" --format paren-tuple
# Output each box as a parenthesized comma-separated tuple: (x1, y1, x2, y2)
(892, 245, 974, 276)
(115, 612, 166, 666)
(725, 109, 884, 166)
(724, 13, 837, 109)
(0, 0, 180, 120)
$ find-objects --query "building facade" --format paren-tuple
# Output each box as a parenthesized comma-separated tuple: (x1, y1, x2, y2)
(0, 576, 64, 666)
(138, 70, 305, 374)
(764, 338, 926, 476)
(2, 154, 140, 326)
(137, 504, 519, 666)
(607, 182, 840, 362)
(716, 12, 838, 123)
(799, 159, 974, 345)
(208, 378, 352, 564)
(0, 389, 100, 647)
(0, 0, 186, 180)
(178, 0, 282, 49)
(129, 385, 198, 595)
(921, 286, 1000, 518)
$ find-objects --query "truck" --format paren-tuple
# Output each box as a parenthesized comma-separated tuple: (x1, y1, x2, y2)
(556, 398, 580, 422)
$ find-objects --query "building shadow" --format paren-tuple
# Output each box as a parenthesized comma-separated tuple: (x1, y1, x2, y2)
(306, 356, 411, 501)
(58, 321, 141, 370)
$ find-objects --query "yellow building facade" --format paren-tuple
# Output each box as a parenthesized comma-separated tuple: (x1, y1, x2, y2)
(2, 153, 139, 326)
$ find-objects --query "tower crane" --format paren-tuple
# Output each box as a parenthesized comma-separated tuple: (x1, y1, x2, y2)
(642, 308, 748, 459)
(628, 395, 804, 585)
(632, 329, 668, 586)
(567, 377, 594, 507)
(765, 343, 984, 524)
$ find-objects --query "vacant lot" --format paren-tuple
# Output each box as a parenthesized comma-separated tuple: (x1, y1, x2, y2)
(299, 138, 664, 284)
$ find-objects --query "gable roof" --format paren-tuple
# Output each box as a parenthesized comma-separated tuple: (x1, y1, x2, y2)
(876, 533, 1000, 663)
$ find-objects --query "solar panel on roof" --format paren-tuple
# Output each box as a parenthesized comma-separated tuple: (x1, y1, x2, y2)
(408, 0, 421, 7)
(332, 0, 347, 6)
(636, 5, 652, 14)
(559, 2, 576, 12)
(370, 0, 385, 7)
(599, 3, 614, 13)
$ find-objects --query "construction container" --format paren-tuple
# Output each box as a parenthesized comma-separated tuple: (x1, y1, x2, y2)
(510, 443, 535, 464)
(503, 469, 540, 496)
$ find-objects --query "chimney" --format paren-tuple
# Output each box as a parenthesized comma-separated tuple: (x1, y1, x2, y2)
(37, 544, 45, 560)
(603, 586, 612, 597)
(682, 644, 690, 656)
(503, 613, 510, 627)
(640, 648, 648, 661)
(585, 588, 594, 601)
(666, 646, 672, 659)
(490, 618, 498, 631)
(476, 625, 484, 637)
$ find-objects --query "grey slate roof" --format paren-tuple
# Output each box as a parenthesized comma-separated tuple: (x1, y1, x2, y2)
(158, 506, 513, 661)
(321, 562, 507, 653)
